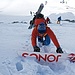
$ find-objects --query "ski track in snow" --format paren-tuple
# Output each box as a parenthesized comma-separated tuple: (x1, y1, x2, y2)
(0, 15, 75, 75)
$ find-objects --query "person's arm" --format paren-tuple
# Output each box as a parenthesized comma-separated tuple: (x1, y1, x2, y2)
(47, 27, 63, 53)
(31, 28, 40, 52)
(47, 27, 60, 48)
(31, 28, 37, 47)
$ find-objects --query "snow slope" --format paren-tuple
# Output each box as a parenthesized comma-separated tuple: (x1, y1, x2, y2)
(0, 12, 75, 75)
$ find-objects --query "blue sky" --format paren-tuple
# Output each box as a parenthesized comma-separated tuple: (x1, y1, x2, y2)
(0, 0, 75, 16)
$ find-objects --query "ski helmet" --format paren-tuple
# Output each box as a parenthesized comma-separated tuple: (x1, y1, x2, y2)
(37, 22, 46, 34)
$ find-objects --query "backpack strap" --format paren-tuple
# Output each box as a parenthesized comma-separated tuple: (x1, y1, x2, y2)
(43, 33, 47, 37)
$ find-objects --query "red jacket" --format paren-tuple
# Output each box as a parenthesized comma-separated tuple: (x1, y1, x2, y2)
(31, 27, 60, 48)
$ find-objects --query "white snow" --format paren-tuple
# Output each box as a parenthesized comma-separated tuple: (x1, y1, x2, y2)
(0, 3, 75, 75)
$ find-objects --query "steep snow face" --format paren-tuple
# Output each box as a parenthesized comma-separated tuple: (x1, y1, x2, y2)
(0, 14, 75, 75)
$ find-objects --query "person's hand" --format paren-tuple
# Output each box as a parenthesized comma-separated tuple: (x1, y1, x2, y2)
(33, 46, 40, 52)
(56, 47, 63, 53)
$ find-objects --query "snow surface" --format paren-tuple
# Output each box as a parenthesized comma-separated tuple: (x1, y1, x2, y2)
(0, 12, 75, 75)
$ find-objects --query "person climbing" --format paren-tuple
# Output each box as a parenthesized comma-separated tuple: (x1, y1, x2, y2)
(57, 16, 61, 24)
(31, 22, 63, 53)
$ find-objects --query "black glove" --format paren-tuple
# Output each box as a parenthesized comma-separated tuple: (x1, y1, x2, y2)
(33, 46, 40, 52)
(56, 47, 63, 53)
